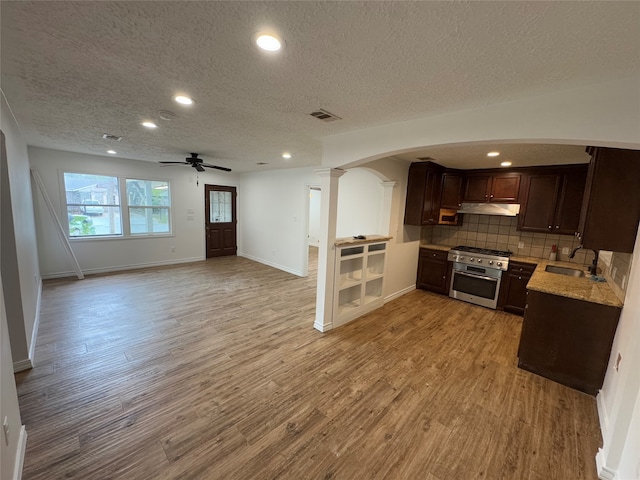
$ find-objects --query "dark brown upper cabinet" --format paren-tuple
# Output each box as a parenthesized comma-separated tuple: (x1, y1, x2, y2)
(463, 172, 521, 203)
(440, 172, 464, 209)
(404, 162, 443, 226)
(578, 147, 640, 253)
(518, 165, 587, 235)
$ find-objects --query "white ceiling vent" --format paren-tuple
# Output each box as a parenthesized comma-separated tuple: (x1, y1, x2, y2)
(102, 133, 123, 142)
(310, 109, 341, 122)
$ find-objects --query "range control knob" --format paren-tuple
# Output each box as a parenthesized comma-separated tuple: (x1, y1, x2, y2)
(459, 256, 465, 261)
(469, 257, 474, 261)
(477, 259, 483, 263)
(488, 260, 494, 265)
(497, 262, 503, 267)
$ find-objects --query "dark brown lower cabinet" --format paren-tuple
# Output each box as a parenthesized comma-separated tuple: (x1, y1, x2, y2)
(517, 289, 621, 395)
(417, 248, 451, 294)
(498, 261, 536, 315)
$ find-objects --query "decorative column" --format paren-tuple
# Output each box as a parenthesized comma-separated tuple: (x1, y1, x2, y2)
(379, 181, 397, 236)
(313, 168, 345, 332)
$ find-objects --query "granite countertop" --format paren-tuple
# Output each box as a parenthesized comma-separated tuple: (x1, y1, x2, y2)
(527, 259, 622, 308)
(419, 244, 451, 252)
(335, 235, 393, 246)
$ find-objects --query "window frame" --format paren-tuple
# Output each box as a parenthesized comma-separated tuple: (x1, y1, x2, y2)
(125, 178, 172, 236)
(61, 170, 173, 240)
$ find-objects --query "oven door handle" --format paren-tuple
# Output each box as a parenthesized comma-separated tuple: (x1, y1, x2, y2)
(454, 270, 499, 282)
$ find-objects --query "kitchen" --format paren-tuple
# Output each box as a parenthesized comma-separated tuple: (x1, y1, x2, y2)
(402, 145, 639, 397)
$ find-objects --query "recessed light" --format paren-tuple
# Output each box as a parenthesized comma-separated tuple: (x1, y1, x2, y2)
(254, 33, 283, 52)
(142, 121, 158, 129)
(174, 95, 193, 105)
(487, 151, 500, 157)
(107, 150, 117, 155)
(282, 152, 292, 159)
(500, 161, 512, 167)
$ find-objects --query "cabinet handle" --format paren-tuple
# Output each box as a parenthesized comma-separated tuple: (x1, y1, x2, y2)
(555, 225, 559, 229)
(518, 276, 522, 280)
(490, 194, 494, 198)
(433, 253, 437, 257)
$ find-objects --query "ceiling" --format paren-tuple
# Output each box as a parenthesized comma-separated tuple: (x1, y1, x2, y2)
(1, 1, 638, 172)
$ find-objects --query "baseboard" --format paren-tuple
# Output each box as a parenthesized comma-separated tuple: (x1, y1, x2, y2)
(596, 390, 610, 445)
(384, 284, 416, 303)
(13, 358, 33, 373)
(596, 448, 617, 480)
(27, 277, 43, 365)
(237, 252, 304, 277)
(13, 425, 27, 480)
(313, 320, 332, 332)
(40, 257, 204, 279)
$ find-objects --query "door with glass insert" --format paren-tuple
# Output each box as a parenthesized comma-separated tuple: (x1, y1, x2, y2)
(205, 185, 237, 258)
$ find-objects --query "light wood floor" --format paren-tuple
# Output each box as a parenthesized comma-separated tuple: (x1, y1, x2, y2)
(16, 247, 601, 479)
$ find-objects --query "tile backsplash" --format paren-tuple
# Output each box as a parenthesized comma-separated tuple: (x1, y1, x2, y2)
(421, 213, 633, 302)
(421, 214, 589, 264)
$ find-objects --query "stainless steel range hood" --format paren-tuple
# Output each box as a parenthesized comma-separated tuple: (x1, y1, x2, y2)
(457, 203, 520, 216)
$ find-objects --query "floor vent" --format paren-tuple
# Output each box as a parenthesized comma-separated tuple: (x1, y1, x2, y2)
(310, 109, 341, 122)
(102, 133, 123, 142)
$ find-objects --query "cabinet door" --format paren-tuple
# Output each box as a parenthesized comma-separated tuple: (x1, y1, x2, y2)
(404, 163, 427, 226)
(578, 148, 640, 253)
(417, 250, 449, 294)
(553, 169, 587, 235)
(440, 173, 464, 209)
(421, 168, 442, 225)
(490, 174, 521, 202)
(518, 175, 561, 232)
(463, 175, 492, 202)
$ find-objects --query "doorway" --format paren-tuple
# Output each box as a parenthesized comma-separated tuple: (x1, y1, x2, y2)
(204, 184, 237, 258)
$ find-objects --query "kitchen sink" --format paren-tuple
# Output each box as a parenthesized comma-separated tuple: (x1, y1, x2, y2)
(544, 265, 585, 277)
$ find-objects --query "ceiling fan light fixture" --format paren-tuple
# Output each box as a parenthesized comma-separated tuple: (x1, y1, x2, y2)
(282, 152, 291, 159)
(174, 95, 194, 105)
(142, 121, 158, 129)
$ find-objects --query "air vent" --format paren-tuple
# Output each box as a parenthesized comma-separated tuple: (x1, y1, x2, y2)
(418, 157, 436, 161)
(310, 109, 341, 122)
(102, 133, 123, 142)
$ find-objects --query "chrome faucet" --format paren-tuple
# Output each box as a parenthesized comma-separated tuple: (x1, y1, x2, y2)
(569, 245, 599, 276)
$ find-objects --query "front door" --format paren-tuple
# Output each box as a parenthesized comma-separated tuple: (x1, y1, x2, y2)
(205, 185, 237, 258)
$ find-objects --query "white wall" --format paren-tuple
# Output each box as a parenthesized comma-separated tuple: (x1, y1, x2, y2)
(597, 228, 640, 480)
(237, 167, 318, 276)
(1, 93, 41, 369)
(336, 168, 383, 238)
(29, 147, 240, 277)
(1, 279, 26, 480)
(308, 188, 321, 247)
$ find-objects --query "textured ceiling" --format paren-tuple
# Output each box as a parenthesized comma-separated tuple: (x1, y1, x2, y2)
(1, 1, 639, 172)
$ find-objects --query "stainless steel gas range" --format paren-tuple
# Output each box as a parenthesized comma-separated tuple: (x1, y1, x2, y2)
(447, 245, 513, 309)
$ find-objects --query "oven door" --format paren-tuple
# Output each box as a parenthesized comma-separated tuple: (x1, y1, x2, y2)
(449, 263, 502, 309)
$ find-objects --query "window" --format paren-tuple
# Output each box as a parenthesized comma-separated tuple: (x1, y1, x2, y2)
(64, 173, 121, 237)
(126, 179, 171, 234)
(63, 172, 171, 238)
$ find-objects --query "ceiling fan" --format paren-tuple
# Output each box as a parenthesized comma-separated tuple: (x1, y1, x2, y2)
(159, 153, 231, 172)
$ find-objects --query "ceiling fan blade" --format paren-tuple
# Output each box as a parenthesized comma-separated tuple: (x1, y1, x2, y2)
(159, 161, 189, 165)
(202, 163, 232, 172)
(194, 164, 205, 172)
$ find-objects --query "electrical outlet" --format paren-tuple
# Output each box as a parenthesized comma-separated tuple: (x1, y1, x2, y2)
(614, 353, 622, 371)
(612, 267, 618, 279)
(518, 242, 524, 249)
(3, 416, 9, 446)
(622, 275, 627, 289)
(171, 246, 175, 252)
(562, 247, 569, 255)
